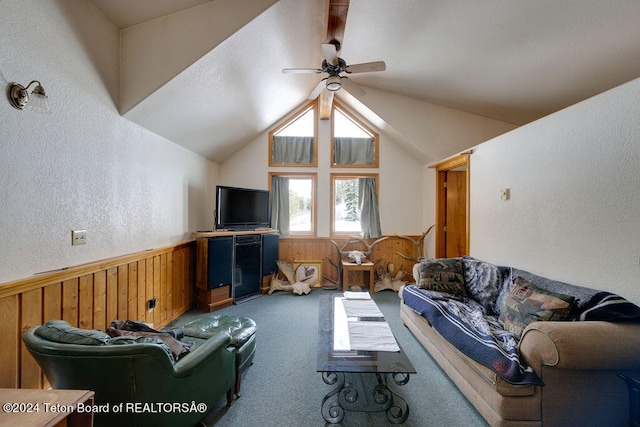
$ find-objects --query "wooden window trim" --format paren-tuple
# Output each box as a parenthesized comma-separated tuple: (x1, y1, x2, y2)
(268, 172, 317, 237)
(330, 172, 379, 237)
(268, 100, 318, 167)
(330, 101, 379, 168)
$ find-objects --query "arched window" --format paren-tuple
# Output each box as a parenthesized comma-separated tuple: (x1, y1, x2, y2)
(331, 102, 379, 168)
(268, 100, 317, 167)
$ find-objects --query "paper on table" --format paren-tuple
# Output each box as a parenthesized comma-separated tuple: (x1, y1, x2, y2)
(342, 299, 384, 318)
(333, 297, 350, 350)
(347, 320, 400, 352)
(343, 291, 371, 300)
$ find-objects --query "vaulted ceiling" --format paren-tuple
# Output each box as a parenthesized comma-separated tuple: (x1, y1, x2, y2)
(88, 0, 640, 163)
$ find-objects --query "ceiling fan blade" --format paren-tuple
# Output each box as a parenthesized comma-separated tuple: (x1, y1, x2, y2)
(321, 43, 338, 66)
(345, 61, 386, 74)
(307, 79, 327, 100)
(340, 77, 366, 98)
(283, 68, 323, 74)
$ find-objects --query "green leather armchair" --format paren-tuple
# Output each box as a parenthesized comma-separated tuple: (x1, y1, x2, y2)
(23, 320, 235, 427)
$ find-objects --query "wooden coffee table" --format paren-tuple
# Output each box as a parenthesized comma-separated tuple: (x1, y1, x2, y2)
(316, 293, 416, 424)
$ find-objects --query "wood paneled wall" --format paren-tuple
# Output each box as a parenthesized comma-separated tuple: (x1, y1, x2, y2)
(278, 235, 422, 286)
(0, 241, 195, 390)
(0, 236, 419, 390)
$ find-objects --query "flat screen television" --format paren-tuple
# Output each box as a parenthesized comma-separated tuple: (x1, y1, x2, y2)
(215, 185, 271, 231)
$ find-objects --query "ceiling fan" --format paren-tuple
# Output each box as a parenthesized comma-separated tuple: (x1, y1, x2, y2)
(282, 0, 385, 119)
(282, 40, 386, 100)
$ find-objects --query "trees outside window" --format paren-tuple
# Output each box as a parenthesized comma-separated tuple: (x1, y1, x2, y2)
(331, 173, 379, 236)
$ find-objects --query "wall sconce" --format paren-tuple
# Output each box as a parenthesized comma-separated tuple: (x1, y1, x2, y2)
(6, 80, 51, 113)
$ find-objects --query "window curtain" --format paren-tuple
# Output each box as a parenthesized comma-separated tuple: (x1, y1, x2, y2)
(334, 137, 375, 165)
(270, 176, 290, 237)
(359, 178, 382, 238)
(272, 136, 314, 164)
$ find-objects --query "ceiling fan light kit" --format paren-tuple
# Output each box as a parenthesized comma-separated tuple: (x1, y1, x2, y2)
(326, 75, 342, 91)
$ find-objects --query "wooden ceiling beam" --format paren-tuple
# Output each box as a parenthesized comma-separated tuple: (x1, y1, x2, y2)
(319, 90, 334, 120)
(324, 0, 350, 47)
(320, 0, 349, 120)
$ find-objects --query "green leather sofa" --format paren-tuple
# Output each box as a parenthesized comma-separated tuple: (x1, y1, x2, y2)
(23, 320, 236, 427)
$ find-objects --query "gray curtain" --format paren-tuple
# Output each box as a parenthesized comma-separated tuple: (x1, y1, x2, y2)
(334, 137, 375, 164)
(270, 176, 290, 237)
(359, 178, 382, 238)
(272, 136, 314, 164)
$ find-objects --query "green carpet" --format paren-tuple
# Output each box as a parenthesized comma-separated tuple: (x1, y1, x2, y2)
(174, 289, 488, 427)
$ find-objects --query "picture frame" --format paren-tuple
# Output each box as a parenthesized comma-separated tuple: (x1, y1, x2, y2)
(293, 260, 323, 287)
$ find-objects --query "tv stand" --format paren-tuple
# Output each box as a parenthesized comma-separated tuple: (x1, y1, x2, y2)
(196, 229, 276, 237)
(193, 230, 278, 311)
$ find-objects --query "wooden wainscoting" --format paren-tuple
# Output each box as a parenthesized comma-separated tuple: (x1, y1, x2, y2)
(278, 235, 422, 286)
(0, 241, 196, 390)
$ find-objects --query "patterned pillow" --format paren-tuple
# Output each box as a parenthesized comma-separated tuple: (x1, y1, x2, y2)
(499, 277, 575, 339)
(418, 257, 468, 297)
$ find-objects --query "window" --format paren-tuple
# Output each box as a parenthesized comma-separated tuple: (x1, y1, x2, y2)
(268, 101, 317, 167)
(331, 102, 379, 168)
(268, 101, 383, 237)
(331, 173, 381, 237)
(269, 173, 316, 237)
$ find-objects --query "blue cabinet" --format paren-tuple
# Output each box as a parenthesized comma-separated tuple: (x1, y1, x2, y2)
(195, 232, 279, 310)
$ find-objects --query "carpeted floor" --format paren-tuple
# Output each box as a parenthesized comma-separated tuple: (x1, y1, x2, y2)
(172, 288, 488, 427)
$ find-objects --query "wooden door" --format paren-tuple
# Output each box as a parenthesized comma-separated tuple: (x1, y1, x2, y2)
(445, 171, 467, 257)
(432, 153, 471, 258)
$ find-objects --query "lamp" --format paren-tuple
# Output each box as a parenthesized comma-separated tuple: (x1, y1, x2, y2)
(6, 80, 51, 113)
(326, 75, 342, 91)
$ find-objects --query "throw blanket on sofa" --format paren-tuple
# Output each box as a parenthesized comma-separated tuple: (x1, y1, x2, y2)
(403, 285, 544, 385)
(107, 320, 191, 361)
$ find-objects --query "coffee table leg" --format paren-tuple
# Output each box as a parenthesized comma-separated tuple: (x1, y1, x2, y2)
(321, 371, 411, 424)
(321, 372, 346, 424)
(384, 371, 410, 424)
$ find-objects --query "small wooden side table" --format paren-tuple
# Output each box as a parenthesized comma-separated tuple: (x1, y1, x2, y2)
(0, 388, 95, 427)
(341, 259, 376, 294)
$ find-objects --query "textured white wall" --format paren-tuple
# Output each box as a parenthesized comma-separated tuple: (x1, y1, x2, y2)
(119, 0, 277, 113)
(470, 78, 640, 305)
(0, 1, 218, 284)
(351, 86, 518, 165)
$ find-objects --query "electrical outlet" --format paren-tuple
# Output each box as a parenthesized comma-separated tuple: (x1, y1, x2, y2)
(147, 297, 157, 313)
(72, 229, 87, 246)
